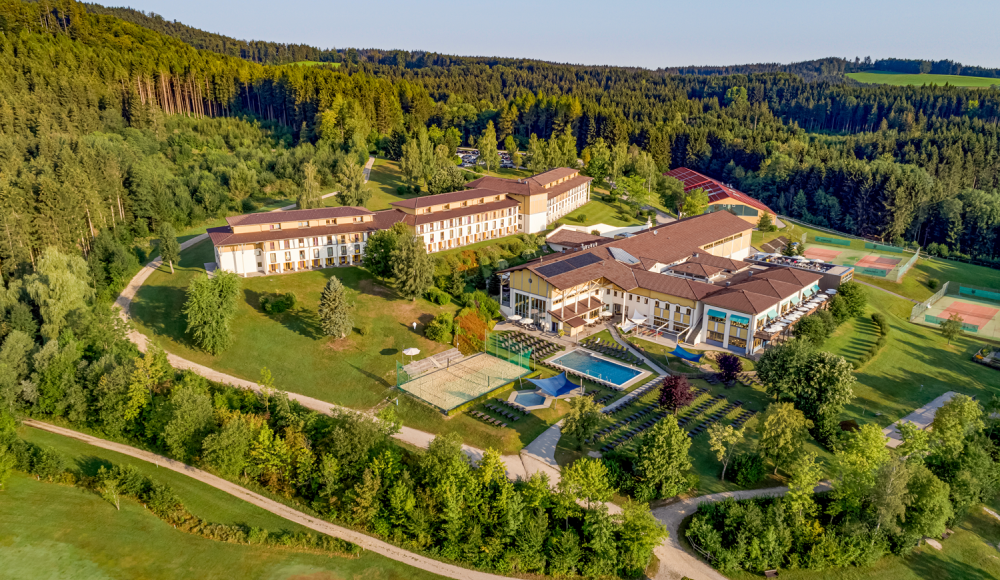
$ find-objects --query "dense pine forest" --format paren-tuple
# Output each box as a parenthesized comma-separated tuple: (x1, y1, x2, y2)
(2, 0, 1000, 283)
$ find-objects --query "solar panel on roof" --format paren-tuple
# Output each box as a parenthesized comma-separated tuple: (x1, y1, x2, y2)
(609, 247, 641, 265)
(535, 253, 603, 278)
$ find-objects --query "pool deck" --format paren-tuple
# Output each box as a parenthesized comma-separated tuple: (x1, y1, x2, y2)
(547, 347, 652, 391)
(508, 389, 555, 411)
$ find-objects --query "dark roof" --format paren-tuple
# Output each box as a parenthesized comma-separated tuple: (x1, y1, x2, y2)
(686, 253, 749, 272)
(668, 262, 724, 278)
(546, 229, 606, 247)
(209, 210, 409, 246)
(226, 206, 373, 227)
(665, 167, 775, 216)
(389, 188, 505, 209)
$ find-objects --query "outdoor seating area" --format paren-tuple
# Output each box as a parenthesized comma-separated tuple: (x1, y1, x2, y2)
(755, 290, 832, 343)
(580, 337, 642, 365)
(584, 387, 616, 406)
(495, 330, 565, 361)
(587, 386, 756, 453)
(471, 397, 529, 428)
(589, 387, 711, 452)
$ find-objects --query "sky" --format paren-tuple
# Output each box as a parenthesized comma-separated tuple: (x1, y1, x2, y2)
(115, 0, 1000, 69)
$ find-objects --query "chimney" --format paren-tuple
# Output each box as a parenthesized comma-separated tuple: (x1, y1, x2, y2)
(726, 282, 731, 287)
(693, 252, 699, 257)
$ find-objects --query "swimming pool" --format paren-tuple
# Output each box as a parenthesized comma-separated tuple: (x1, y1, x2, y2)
(550, 350, 642, 387)
(515, 392, 547, 406)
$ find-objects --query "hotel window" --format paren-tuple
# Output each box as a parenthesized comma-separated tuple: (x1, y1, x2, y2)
(354, 217, 363, 223)
(354, 244, 361, 254)
(298, 238, 305, 247)
(299, 221, 308, 228)
(299, 251, 306, 260)
(326, 219, 337, 225)
(340, 246, 347, 255)
(269, 253, 276, 263)
(269, 242, 276, 250)
(270, 224, 281, 230)
(644, 298, 649, 304)
(327, 247, 334, 257)
(313, 249, 320, 259)
(326, 236, 333, 244)
(284, 252, 291, 261)
(312, 237, 319, 246)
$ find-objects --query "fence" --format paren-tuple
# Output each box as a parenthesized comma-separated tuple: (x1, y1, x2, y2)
(815, 236, 852, 247)
(887, 248, 921, 283)
(485, 331, 533, 371)
(396, 360, 412, 388)
(958, 284, 1000, 303)
(910, 281, 950, 322)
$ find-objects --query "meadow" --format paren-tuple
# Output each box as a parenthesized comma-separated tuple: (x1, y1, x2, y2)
(3, 428, 448, 580)
(847, 71, 1000, 87)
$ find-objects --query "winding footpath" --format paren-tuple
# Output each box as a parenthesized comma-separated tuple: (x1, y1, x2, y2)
(649, 482, 833, 580)
(24, 419, 513, 580)
(114, 156, 528, 480)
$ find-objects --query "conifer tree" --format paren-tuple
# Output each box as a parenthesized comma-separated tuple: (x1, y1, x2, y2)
(157, 222, 181, 274)
(318, 275, 353, 338)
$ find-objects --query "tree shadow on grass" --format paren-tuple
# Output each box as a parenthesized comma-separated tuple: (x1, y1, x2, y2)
(349, 362, 391, 388)
(904, 550, 998, 580)
(74, 454, 115, 477)
(132, 284, 192, 346)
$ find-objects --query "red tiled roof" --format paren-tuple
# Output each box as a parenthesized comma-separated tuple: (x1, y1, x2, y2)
(465, 171, 592, 200)
(664, 168, 775, 217)
(548, 297, 603, 322)
(209, 210, 409, 246)
(410, 198, 520, 226)
(389, 188, 506, 209)
(226, 206, 373, 227)
(546, 229, 606, 247)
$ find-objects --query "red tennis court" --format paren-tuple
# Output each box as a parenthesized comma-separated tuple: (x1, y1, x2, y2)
(940, 300, 1000, 330)
(804, 247, 842, 261)
(855, 254, 902, 272)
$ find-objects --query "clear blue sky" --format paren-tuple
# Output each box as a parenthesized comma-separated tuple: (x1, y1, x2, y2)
(115, 0, 1000, 69)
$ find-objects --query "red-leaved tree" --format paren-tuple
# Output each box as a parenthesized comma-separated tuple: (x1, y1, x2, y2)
(718, 354, 743, 383)
(659, 375, 695, 415)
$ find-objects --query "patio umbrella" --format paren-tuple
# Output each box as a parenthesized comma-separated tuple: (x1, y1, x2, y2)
(507, 314, 522, 322)
(403, 348, 420, 364)
(600, 311, 613, 317)
(826, 288, 837, 294)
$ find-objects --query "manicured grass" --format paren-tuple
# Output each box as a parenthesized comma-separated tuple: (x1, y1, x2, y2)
(829, 287, 1000, 432)
(19, 426, 312, 532)
(327, 157, 416, 211)
(847, 71, 1000, 88)
(725, 497, 1000, 580)
(557, 192, 646, 228)
(860, 257, 1000, 303)
(0, 472, 445, 580)
(129, 239, 557, 453)
(629, 337, 755, 374)
(822, 312, 879, 366)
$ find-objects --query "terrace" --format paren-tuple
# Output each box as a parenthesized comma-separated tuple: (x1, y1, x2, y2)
(753, 289, 834, 343)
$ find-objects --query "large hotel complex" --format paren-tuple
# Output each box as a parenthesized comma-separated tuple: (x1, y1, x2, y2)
(209, 165, 845, 356)
(208, 167, 592, 273)
(502, 211, 835, 357)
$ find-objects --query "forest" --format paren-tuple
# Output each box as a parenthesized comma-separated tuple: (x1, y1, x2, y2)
(2, 0, 1000, 283)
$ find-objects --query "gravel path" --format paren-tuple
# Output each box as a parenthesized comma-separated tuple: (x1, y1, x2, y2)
(24, 419, 515, 580)
(114, 163, 530, 481)
(649, 482, 832, 580)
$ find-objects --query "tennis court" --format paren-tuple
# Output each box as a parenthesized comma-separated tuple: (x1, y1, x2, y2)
(397, 353, 530, 412)
(918, 295, 1000, 338)
(801, 241, 916, 281)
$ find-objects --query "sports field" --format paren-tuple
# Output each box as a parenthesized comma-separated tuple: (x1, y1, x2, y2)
(917, 295, 1000, 339)
(398, 353, 530, 411)
(802, 242, 912, 280)
(847, 71, 1000, 88)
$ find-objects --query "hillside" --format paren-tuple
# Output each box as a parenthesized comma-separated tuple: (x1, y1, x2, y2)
(848, 71, 1000, 87)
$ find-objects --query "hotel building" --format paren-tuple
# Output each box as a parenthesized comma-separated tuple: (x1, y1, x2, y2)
(500, 211, 831, 356)
(466, 167, 592, 233)
(666, 167, 777, 226)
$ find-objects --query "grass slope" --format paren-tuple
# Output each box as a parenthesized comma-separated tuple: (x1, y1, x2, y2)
(847, 71, 1000, 87)
(129, 239, 561, 453)
(0, 472, 443, 580)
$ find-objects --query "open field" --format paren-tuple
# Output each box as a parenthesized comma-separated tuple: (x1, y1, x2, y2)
(286, 60, 341, 67)
(326, 157, 416, 211)
(130, 240, 564, 453)
(4, 428, 446, 580)
(847, 71, 1000, 87)
(0, 474, 443, 580)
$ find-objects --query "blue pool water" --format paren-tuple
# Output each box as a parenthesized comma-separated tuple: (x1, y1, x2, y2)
(515, 392, 547, 406)
(551, 350, 642, 387)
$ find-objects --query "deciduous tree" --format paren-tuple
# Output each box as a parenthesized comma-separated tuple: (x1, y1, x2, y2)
(297, 161, 322, 209)
(392, 235, 433, 300)
(757, 402, 812, 475)
(562, 394, 604, 448)
(478, 121, 501, 173)
(940, 312, 965, 345)
(658, 375, 695, 415)
(708, 423, 746, 482)
(183, 270, 241, 355)
(633, 416, 692, 499)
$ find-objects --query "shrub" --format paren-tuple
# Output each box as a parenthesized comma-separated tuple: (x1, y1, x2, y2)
(871, 312, 890, 336)
(396, 185, 409, 195)
(577, 214, 587, 223)
(424, 312, 454, 343)
(356, 323, 372, 336)
(731, 452, 766, 487)
(927, 278, 941, 290)
(717, 354, 742, 383)
(591, 230, 601, 236)
(424, 287, 452, 305)
(260, 292, 297, 314)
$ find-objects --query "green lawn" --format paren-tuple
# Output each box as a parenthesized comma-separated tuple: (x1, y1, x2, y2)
(285, 60, 341, 68)
(847, 71, 1000, 88)
(556, 192, 646, 228)
(0, 473, 445, 580)
(130, 239, 558, 454)
(327, 157, 417, 211)
(830, 287, 1000, 432)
